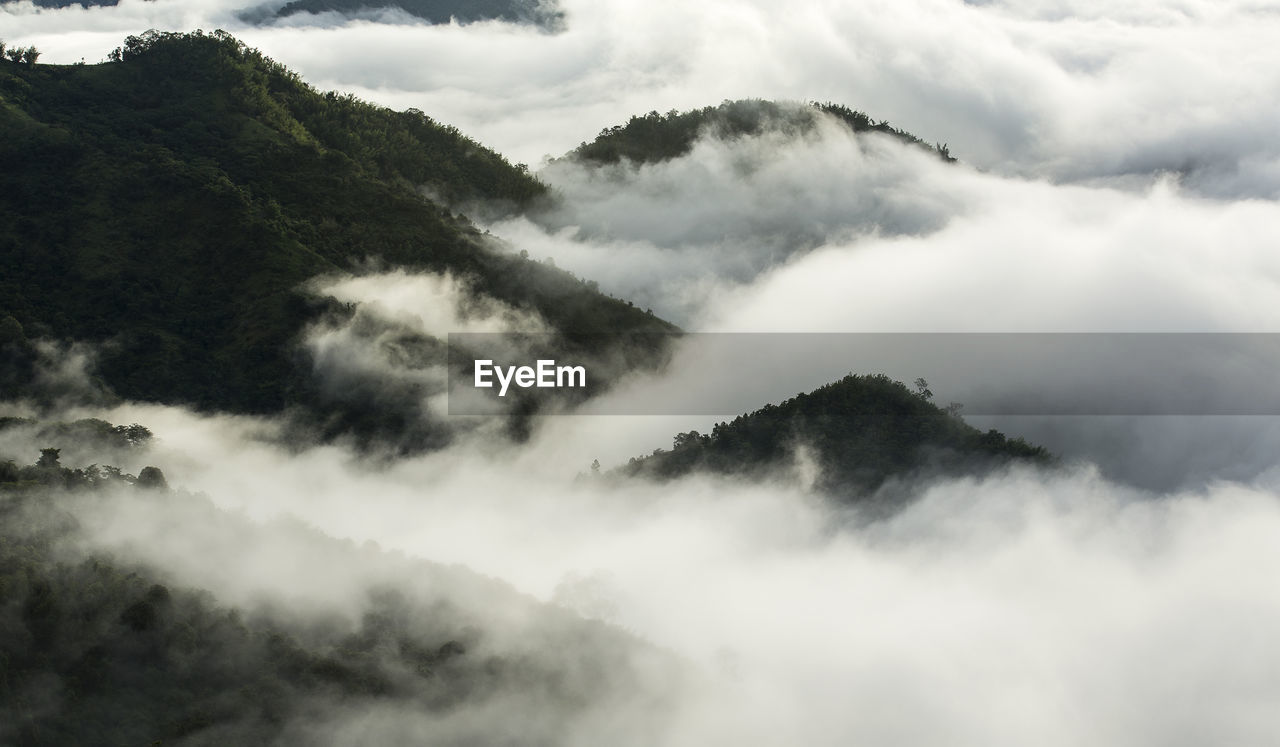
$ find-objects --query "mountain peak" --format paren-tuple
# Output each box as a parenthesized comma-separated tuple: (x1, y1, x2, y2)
(567, 98, 956, 166)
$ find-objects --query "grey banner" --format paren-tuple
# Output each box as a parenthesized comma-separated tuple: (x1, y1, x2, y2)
(446, 333, 1280, 416)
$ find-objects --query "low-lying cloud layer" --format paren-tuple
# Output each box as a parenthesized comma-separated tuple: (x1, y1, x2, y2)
(5, 0, 1280, 741)
(5, 400, 1280, 745)
(8, 0, 1280, 197)
(482, 117, 1280, 488)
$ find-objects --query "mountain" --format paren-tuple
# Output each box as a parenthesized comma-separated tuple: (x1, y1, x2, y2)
(565, 99, 956, 167)
(249, 0, 565, 29)
(0, 431, 680, 744)
(622, 374, 1050, 500)
(1, 33, 1057, 742)
(0, 31, 670, 425)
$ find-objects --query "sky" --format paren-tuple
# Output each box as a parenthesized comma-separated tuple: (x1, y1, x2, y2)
(5, 0, 1280, 743)
(6, 0, 1280, 195)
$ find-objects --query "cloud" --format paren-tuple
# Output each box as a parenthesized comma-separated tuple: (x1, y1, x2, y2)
(8, 401, 1280, 744)
(10, 0, 1280, 196)
(302, 269, 550, 421)
(14, 0, 1280, 483)
(480, 114, 960, 323)
(7, 0, 1280, 740)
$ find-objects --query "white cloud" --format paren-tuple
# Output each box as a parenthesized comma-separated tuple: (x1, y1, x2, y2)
(7, 0, 1280, 740)
(8, 0, 1280, 195)
(10, 402, 1280, 745)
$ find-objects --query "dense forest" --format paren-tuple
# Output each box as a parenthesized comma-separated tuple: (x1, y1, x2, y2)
(0, 31, 670, 429)
(566, 99, 956, 167)
(0, 433, 678, 744)
(0, 416, 158, 490)
(0, 30, 1065, 744)
(622, 374, 1049, 499)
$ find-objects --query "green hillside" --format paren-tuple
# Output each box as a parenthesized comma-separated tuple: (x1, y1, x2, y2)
(0, 30, 671, 417)
(623, 374, 1049, 498)
(0, 448, 678, 744)
(567, 99, 956, 166)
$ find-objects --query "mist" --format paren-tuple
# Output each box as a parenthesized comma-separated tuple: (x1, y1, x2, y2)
(6, 0, 1280, 742)
(6, 0, 1280, 195)
(4, 392, 1280, 744)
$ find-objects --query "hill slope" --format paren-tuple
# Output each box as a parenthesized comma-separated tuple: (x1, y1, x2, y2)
(0, 31, 670, 417)
(624, 374, 1050, 499)
(0, 439, 680, 744)
(567, 99, 956, 166)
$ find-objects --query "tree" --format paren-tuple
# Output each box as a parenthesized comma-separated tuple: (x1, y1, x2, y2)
(113, 423, 153, 447)
(673, 430, 705, 450)
(137, 466, 168, 490)
(0, 315, 23, 345)
(913, 377, 933, 400)
(4, 47, 21, 64)
(37, 448, 61, 469)
(22, 46, 40, 65)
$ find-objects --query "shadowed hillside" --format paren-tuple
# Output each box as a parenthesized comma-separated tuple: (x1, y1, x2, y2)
(567, 99, 956, 166)
(0, 447, 680, 745)
(623, 374, 1049, 500)
(0, 30, 670, 421)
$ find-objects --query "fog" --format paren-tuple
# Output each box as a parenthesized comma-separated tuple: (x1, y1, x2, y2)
(5, 0, 1280, 742)
(7, 0, 1280, 197)
(5, 395, 1280, 744)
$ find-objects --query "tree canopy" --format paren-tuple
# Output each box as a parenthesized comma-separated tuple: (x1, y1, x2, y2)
(0, 31, 670, 426)
(622, 373, 1049, 500)
(566, 99, 957, 166)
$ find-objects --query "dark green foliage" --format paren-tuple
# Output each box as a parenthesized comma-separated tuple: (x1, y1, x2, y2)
(0, 315, 37, 402)
(567, 99, 957, 166)
(0, 43, 40, 65)
(135, 465, 168, 489)
(22, 418, 153, 449)
(814, 102, 957, 162)
(0, 444, 159, 492)
(0, 30, 670, 419)
(0, 509, 463, 744)
(623, 374, 1050, 499)
(259, 0, 565, 29)
(0, 414, 152, 455)
(0, 482, 680, 745)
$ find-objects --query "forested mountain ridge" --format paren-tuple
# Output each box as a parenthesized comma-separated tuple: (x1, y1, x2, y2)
(0, 30, 671, 417)
(623, 374, 1050, 499)
(566, 99, 956, 166)
(0, 455, 679, 744)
